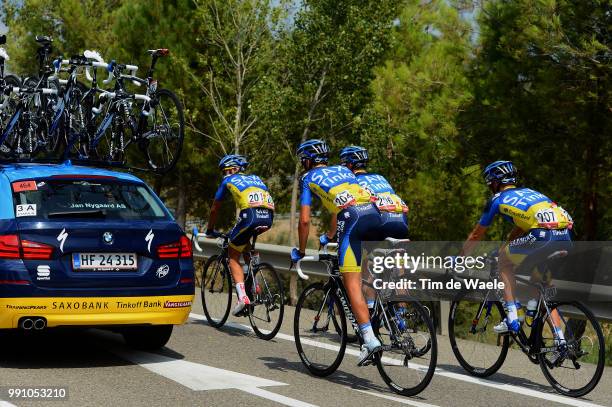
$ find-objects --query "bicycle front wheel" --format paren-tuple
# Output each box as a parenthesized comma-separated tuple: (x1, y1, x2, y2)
(248, 262, 284, 340)
(537, 301, 605, 397)
(294, 282, 347, 377)
(143, 88, 184, 173)
(448, 290, 509, 377)
(374, 299, 437, 396)
(201, 254, 232, 328)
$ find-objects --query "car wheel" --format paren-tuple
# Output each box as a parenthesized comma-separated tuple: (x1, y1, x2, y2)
(122, 325, 173, 350)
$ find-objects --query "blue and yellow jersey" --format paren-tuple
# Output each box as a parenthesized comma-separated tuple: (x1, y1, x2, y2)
(354, 171, 408, 213)
(479, 186, 573, 232)
(300, 165, 373, 214)
(214, 173, 274, 211)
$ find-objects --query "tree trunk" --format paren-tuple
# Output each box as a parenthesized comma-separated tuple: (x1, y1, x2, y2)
(176, 170, 187, 229)
(287, 69, 328, 305)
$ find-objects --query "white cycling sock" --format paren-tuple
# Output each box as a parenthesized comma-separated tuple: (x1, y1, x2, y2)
(506, 301, 518, 323)
(235, 282, 246, 300)
(359, 322, 376, 344)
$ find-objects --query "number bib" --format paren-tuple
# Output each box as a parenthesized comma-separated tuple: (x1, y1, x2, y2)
(248, 191, 265, 207)
(375, 194, 397, 212)
(334, 190, 357, 209)
(248, 191, 275, 210)
(535, 208, 558, 228)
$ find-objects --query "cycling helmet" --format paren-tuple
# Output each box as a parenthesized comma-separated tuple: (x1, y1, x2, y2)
(483, 160, 517, 185)
(219, 154, 248, 170)
(296, 139, 329, 163)
(339, 145, 369, 168)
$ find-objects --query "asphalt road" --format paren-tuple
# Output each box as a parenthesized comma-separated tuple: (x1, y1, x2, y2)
(0, 293, 610, 407)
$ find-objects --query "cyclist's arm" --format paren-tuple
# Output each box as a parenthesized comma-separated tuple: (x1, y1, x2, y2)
(460, 224, 488, 256)
(461, 197, 498, 255)
(501, 226, 524, 249)
(298, 204, 311, 254)
(326, 212, 337, 240)
(206, 200, 222, 232)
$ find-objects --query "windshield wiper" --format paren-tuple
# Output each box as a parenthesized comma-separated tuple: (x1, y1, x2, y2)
(47, 210, 107, 219)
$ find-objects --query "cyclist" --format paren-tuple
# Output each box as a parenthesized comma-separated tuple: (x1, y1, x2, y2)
(340, 146, 409, 239)
(339, 145, 409, 310)
(291, 139, 384, 365)
(460, 160, 573, 335)
(205, 154, 275, 316)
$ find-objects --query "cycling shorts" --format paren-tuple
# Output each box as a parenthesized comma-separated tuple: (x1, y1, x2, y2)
(504, 228, 572, 278)
(229, 208, 274, 252)
(337, 203, 382, 273)
(376, 211, 409, 240)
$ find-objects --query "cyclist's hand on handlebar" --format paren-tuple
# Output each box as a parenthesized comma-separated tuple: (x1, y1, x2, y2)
(290, 248, 305, 264)
(204, 229, 218, 239)
(319, 233, 332, 247)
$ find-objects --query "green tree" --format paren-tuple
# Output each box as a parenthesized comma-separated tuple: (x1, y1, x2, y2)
(366, 0, 483, 240)
(462, 0, 612, 240)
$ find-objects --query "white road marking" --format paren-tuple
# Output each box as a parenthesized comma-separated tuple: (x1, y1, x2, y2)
(0, 401, 17, 407)
(112, 347, 317, 407)
(190, 313, 606, 407)
(353, 389, 440, 407)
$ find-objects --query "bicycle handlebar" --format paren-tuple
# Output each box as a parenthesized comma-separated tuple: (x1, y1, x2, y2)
(295, 255, 319, 280)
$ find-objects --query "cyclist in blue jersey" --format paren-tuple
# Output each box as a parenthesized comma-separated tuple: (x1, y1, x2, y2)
(205, 154, 275, 316)
(340, 146, 409, 240)
(460, 161, 573, 334)
(339, 145, 410, 311)
(291, 139, 384, 365)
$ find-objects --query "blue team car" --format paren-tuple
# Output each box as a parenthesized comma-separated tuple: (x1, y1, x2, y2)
(0, 161, 194, 349)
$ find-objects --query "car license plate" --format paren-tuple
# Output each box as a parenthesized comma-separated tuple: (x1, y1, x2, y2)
(72, 253, 137, 271)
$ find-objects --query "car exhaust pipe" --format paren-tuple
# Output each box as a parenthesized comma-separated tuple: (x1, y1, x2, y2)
(33, 318, 46, 330)
(21, 318, 34, 330)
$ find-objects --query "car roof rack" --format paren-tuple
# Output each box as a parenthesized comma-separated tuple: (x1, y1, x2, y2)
(0, 157, 145, 172)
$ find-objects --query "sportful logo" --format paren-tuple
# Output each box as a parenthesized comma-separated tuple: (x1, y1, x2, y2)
(57, 228, 68, 253)
(145, 229, 154, 253)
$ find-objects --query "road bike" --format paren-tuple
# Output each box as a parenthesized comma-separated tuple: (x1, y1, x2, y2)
(194, 229, 284, 340)
(293, 241, 437, 396)
(78, 49, 184, 173)
(448, 251, 605, 397)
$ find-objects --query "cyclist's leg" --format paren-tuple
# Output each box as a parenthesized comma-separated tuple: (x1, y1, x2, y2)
(229, 209, 256, 312)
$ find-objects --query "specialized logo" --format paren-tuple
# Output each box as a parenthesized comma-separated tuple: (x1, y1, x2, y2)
(156, 264, 170, 279)
(145, 229, 154, 253)
(57, 228, 68, 253)
(102, 232, 114, 245)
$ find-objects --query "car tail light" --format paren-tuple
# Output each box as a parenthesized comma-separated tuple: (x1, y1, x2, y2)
(0, 235, 20, 259)
(157, 235, 192, 259)
(0, 235, 54, 260)
(21, 239, 54, 260)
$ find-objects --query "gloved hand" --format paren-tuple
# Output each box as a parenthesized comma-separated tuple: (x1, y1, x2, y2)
(291, 248, 305, 264)
(319, 233, 331, 247)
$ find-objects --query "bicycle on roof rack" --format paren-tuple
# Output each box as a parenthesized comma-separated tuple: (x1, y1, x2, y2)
(67, 48, 184, 174)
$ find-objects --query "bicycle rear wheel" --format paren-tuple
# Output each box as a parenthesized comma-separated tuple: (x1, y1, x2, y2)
(537, 301, 605, 397)
(143, 88, 184, 173)
(248, 262, 284, 340)
(374, 299, 437, 396)
(294, 282, 347, 377)
(448, 290, 509, 377)
(201, 254, 232, 328)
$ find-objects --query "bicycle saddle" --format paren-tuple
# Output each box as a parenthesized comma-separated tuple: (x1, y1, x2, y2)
(147, 48, 169, 57)
(35, 35, 53, 45)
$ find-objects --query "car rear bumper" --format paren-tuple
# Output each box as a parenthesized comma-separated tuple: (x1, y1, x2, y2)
(0, 295, 194, 329)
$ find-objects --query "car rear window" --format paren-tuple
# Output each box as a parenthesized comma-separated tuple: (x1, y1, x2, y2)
(11, 179, 169, 221)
